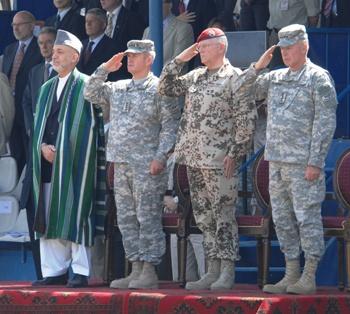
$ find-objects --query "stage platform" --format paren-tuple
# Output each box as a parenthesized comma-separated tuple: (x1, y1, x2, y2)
(0, 281, 349, 314)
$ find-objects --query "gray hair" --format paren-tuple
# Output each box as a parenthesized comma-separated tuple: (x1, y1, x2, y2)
(212, 36, 228, 54)
(86, 8, 107, 24)
(39, 26, 57, 38)
(147, 50, 156, 62)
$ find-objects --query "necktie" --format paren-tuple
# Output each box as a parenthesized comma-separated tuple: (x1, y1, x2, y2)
(9, 43, 25, 92)
(105, 13, 114, 38)
(55, 13, 61, 28)
(178, 0, 186, 14)
(84, 41, 94, 65)
(43, 63, 51, 82)
(323, 0, 334, 18)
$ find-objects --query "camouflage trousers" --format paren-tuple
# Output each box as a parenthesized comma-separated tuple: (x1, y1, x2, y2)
(269, 162, 325, 262)
(114, 162, 167, 265)
(187, 167, 239, 261)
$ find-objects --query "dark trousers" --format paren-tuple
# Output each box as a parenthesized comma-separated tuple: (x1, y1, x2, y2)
(26, 189, 43, 280)
(239, 2, 269, 31)
(9, 123, 28, 176)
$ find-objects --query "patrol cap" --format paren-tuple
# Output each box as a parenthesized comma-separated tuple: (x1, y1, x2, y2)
(277, 24, 308, 47)
(196, 27, 226, 43)
(54, 29, 82, 54)
(125, 39, 155, 54)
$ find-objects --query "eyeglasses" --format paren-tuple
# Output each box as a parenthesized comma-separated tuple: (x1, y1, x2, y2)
(11, 21, 33, 27)
(197, 42, 219, 51)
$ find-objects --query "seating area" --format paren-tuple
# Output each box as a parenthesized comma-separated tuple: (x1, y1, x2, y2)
(2, 142, 350, 292)
(161, 144, 350, 290)
(0, 156, 29, 244)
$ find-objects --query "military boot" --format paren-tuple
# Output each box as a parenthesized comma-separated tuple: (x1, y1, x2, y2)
(185, 259, 220, 290)
(263, 259, 300, 294)
(210, 259, 235, 290)
(128, 262, 158, 289)
(286, 259, 318, 294)
(110, 261, 143, 289)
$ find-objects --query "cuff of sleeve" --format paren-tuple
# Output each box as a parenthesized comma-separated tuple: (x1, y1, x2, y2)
(155, 152, 167, 165)
(167, 58, 185, 73)
(307, 156, 324, 169)
(97, 64, 111, 77)
(228, 141, 250, 161)
(174, 58, 185, 66)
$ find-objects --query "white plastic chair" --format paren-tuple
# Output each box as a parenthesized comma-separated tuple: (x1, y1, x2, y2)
(0, 156, 19, 234)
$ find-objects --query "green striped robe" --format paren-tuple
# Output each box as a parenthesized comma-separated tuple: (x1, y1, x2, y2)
(32, 69, 105, 246)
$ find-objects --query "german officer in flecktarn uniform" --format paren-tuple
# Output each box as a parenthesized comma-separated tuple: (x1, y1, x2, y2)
(245, 24, 338, 294)
(84, 39, 180, 289)
(157, 27, 270, 291)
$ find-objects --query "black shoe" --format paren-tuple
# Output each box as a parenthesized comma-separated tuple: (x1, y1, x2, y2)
(32, 274, 68, 286)
(66, 274, 88, 288)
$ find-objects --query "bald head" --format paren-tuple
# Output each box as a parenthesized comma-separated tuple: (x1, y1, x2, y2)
(12, 11, 36, 41)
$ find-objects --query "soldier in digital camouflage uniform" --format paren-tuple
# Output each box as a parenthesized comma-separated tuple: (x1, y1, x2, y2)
(84, 39, 180, 290)
(246, 24, 338, 295)
(158, 27, 263, 290)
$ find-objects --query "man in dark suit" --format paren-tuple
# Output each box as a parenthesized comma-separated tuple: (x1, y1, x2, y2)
(20, 27, 58, 281)
(101, 0, 145, 62)
(171, 0, 217, 38)
(46, 0, 87, 40)
(73, 0, 102, 12)
(124, 0, 149, 26)
(2, 11, 43, 175)
(77, 8, 118, 81)
(321, 0, 350, 27)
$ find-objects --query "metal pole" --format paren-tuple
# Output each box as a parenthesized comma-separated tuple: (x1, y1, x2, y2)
(149, 0, 163, 76)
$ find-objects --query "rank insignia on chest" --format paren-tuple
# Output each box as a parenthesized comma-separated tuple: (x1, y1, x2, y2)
(280, 93, 287, 104)
(123, 100, 130, 112)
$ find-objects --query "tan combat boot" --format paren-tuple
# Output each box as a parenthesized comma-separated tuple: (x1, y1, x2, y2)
(110, 261, 143, 289)
(128, 262, 158, 289)
(185, 259, 220, 290)
(263, 259, 300, 294)
(210, 259, 235, 290)
(286, 259, 318, 294)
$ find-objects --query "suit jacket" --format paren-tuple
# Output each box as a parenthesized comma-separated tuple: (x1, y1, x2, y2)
(45, 8, 87, 40)
(126, 0, 149, 26)
(2, 37, 43, 128)
(108, 6, 145, 79)
(171, 0, 217, 38)
(77, 34, 120, 81)
(214, 0, 236, 31)
(0, 73, 14, 155)
(143, 15, 194, 65)
(20, 62, 57, 209)
(321, 0, 350, 27)
(111, 6, 146, 53)
(22, 63, 57, 137)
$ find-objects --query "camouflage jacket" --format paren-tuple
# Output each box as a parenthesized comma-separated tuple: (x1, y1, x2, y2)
(158, 58, 256, 169)
(84, 66, 180, 165)
(253, 59, 338, 168)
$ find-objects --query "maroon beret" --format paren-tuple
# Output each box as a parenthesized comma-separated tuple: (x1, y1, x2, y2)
(196, 28, 225, 43)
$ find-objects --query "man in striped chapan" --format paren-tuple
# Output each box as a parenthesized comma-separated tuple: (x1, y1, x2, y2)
(31, 29, 105, 288)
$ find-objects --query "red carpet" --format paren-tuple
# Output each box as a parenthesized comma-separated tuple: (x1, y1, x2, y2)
(0, 282, 349, 313)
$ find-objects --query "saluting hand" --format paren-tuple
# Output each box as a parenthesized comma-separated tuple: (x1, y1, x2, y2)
(255, 45, 277, 70)
(103, 52, 125, 73)
(175, 43, 199, 63)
